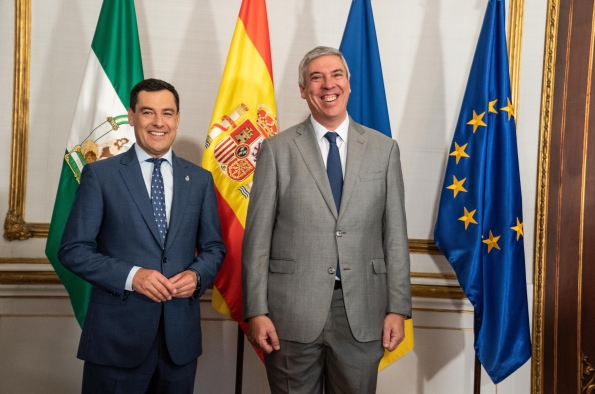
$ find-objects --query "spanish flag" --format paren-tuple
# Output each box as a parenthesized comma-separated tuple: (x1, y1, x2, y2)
(202, 0, 277, 351)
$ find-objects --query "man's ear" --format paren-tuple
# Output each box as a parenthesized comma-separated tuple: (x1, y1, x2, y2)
(127, 108, 134, 126)
(299, 84, 306, 99)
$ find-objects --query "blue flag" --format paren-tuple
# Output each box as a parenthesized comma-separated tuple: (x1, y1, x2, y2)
(339, 0, 391, 137)
(339, 0, 414, 369)
(434, 0, 531, 384)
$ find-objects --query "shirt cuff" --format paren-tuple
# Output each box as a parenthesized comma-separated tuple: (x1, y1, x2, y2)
(125, 266, 141, 291)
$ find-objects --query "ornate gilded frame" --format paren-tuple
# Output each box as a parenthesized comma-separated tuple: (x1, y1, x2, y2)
(531, 0, 558, 392)
(4, 0, 48, 241)
(2, 0, 524, 305)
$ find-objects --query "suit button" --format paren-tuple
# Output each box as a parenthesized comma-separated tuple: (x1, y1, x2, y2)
(162, 257, 168, 263)
(328, 268, 336, 274)
(336, 231, 342, 237)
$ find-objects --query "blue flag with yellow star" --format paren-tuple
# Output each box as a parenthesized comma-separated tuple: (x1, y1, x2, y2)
(434, 0, 531, 384)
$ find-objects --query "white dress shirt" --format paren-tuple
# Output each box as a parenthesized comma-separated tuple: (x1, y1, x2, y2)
(125, 143, 174, 291)
(311, 115, 349, 281)
(311, 115, 349, 179)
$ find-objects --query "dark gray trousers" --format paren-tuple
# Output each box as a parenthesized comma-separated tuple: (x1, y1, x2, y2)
(264, 288, 385, 394)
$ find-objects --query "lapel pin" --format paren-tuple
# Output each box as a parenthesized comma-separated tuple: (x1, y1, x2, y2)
(185, 175, 190, 181)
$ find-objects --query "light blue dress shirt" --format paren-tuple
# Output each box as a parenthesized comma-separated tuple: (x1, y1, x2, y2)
(124, 144, 174, 291)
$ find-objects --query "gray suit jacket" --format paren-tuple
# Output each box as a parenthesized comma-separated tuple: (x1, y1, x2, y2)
(242, 117, 411, 344)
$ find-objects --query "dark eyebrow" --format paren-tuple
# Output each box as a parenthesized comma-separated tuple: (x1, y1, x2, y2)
(139, 106, 177, 113)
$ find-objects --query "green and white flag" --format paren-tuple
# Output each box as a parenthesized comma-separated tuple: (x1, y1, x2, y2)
(45, 0, 144, 327)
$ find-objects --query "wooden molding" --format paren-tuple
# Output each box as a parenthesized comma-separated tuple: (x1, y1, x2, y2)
(0, 258, 49, 264)
(0, 271, 61, 285)
(408, 239, 442, 254)
(0, 268, 466, 300)
(412, 284, 466, 299)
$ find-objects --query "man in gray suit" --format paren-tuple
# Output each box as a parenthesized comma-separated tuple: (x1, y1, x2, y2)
(242, 46, 412, 393)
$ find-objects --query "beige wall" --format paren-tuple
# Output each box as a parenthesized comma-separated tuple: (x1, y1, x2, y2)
(0, 0, 546, 392)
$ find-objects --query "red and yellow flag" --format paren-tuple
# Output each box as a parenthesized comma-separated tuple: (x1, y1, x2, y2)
(202, 0, 277, 350)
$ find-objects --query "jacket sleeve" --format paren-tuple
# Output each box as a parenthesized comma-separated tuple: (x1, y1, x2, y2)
(383, 140, 412, 318)
(188, 172, 226, 296)
(242, 138, 278, 320)
(58, 163, 134, 296)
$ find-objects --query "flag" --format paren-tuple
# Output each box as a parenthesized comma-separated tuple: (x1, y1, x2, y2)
(339, 0, 414, 369)
(202, 0, 277, 357)
(434, 0, 531, 384)
(45, 0, 144, 327)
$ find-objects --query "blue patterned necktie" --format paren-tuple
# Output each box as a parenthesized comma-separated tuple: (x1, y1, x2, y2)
(147, 158, 167, 248)
(324, 131, 343, 280)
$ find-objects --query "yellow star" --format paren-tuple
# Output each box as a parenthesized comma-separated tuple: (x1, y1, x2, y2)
(482, 230, 501, 253)
(458, 207, 478, 230)
(467, 110, 487, 133)
(488, 99, 498, 114)
(446, 175, 467, 198)
(450, 142, 470, 164)
(500, 98, 515, 120)
(511, 217, 524, 240)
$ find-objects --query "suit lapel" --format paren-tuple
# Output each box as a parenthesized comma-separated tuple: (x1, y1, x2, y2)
(294, 119, 338, 219)
(165, 152, 190, 253)
(338, 120, 367, 222)
(119, 148, 162, 247)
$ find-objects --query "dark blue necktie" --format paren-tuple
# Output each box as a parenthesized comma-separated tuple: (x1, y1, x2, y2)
(324, 132, 343, 280)
(147, 158, 167, 248)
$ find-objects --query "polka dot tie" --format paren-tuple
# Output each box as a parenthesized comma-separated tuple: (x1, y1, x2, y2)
(147, 158, 167, 248)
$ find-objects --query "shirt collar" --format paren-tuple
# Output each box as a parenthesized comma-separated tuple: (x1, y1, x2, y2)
(310, 114, 350, 144)
(134, 143, 173, 164)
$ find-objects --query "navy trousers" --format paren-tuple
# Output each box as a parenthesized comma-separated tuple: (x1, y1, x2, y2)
(82, 312, 197, 394)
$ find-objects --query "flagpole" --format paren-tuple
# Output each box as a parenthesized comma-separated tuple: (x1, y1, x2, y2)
(235, 325, 244, 394)
(474, 355, 481, 394)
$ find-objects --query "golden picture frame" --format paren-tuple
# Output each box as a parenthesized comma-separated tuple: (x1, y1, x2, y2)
(2, 0, 526, 306)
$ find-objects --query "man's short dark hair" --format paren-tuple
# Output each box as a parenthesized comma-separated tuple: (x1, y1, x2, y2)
(129, 78, 180, 112)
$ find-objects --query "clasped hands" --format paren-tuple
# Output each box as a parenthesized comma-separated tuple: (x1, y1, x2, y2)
(132, 268, 197, 302)
(247, 312, 405, 354)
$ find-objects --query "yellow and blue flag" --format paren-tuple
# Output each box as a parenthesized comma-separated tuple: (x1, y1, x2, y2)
(339, 0, 391, 137)
(339, 0, 414, 370)
(434, 0, 531, 384)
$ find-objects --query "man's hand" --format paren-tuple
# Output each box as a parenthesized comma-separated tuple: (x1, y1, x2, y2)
(382, 313, 405, 351)
(247, 315, 281, 354)
(132, 268, 176, 302)
(170, 270, 198, 298)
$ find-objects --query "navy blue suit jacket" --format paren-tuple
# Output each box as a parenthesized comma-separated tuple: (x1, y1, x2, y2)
(59, 145, 225, 368)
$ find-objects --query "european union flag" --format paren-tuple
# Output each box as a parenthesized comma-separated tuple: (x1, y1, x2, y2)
(434, 0, 531, 384)
(339, 0, 391, 137)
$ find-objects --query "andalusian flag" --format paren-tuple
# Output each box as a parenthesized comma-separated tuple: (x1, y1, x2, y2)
(339, 0, 414, 369)
(203, 0, 277, 345)
(45, 0, 144, 327)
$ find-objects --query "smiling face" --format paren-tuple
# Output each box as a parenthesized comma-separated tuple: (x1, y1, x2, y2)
(128, 90, 180, 158)
(300, 54, 351, 130)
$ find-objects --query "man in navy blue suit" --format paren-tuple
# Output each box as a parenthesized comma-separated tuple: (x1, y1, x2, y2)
(59, 78, 226, 394)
